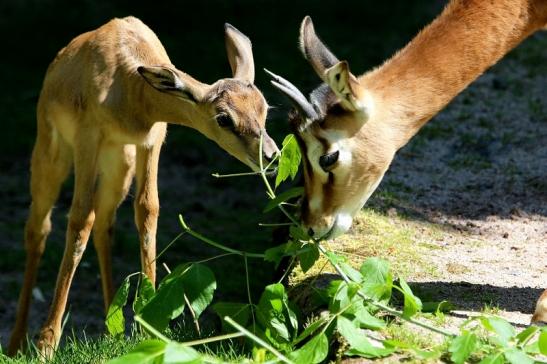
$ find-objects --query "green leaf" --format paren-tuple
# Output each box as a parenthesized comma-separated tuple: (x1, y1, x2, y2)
(107, 339, 165, 364)
(212, 302, 250, 332)
(264, 243, 287, 267)
(360, 258, 392, 302)
(353, 304, 386, 330)
(299, 244, 319, 273)
(133, 275, 155, 315)
(324, 251, 362, 282)
(275, 134, 301, 188)
(480, 316, 515, 345)
(140, 264, 191, 331)
(448, 331, 478, 364)
(398, 278, 422, 318)
(337, 316, 394, 358)
(515, 325, 539, 345)
(478, 353, 504, 364)
(256, 283, 297, 345)
(294, 318, 327, 345)
(504, 349, 534, 364)
(539, 329, 547, 355)
(163, 342, 202, 364)
(289, 333, 329, 364)
(181, 264, 217, 318)
(263, 187, 304, 212)
(106, 277, 130, 336)
(289, 225, 310, 242)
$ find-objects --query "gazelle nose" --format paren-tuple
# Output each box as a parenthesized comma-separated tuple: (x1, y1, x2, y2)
(307, 228, 315, 237)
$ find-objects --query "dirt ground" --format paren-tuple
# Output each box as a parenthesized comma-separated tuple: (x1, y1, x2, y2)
(0, 21, 545, 359)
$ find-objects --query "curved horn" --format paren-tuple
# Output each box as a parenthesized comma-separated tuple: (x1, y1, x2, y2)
(299, 16, 339, 80)
(264, 68, 318, 121)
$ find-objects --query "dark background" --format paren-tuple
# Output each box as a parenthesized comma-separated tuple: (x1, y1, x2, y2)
(0, 0, 447, 342)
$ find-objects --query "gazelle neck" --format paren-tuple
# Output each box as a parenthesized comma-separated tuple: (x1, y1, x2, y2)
(362, 0, 546, 149)
(139, 79, 203, 129)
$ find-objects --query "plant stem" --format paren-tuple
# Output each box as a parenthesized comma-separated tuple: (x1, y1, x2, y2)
(180, 332, 245, 347)
(243, 254, 256, 332)
(179, 215, 265, 258)
(224, 317, 294, 364)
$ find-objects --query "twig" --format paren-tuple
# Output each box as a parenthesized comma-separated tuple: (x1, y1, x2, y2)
(184, 293, 201, 336)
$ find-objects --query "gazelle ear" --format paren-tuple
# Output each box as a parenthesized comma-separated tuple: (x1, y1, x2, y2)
(299, 16, 339, 81)
(325, 61, 365, 112)
(138, 66, 203, 103)
(224, 23, 255, 83)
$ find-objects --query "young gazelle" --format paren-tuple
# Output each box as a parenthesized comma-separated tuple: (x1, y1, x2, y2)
(9, 16, 278, 356)
(267, 1, 547, 323)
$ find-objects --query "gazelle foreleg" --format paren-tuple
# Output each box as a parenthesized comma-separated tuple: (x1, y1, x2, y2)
(134, 139, 163, 286)
(8, 124, 72, 355)
(36, 128, 101, 358)
(92, 144, 136, 311)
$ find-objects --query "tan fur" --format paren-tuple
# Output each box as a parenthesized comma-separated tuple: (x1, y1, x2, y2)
(288, 0, 546, 324)
(9, 17, 278, 357)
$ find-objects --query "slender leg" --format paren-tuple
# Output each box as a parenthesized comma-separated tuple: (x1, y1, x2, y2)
(8, 128, 72, 356)
(532, 289, 547, 324)
(134, 141, 163, 286)
(92, 144, 135, 311)
(36, 129, 100, 358)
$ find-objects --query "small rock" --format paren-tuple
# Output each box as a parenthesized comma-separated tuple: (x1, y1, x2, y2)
(502, 232, 509, 238)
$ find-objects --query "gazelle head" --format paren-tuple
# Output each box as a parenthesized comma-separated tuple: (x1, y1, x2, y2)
(138, 24, 278, 171)
(268, 17, 396, 240)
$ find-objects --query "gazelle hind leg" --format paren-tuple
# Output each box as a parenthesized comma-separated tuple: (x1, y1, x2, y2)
(8, 124, 72, 356)
(92, 144, 135, 312)
(531, 290, 547, 324)
(36, 127, 101, 359)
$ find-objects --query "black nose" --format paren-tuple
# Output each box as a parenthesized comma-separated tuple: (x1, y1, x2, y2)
(307, 228, 315, 237)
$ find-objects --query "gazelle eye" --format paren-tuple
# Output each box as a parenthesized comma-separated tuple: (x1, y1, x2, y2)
(319, 150, 339, 171)
(216, 114, 234, 128)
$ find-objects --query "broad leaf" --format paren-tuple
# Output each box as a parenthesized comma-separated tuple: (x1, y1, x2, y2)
(106, 277, 130, 336)
(181, 264, 216, 318)
(480, 316, 515, 345)
(107, 339, 165, 364)
(299, 244, 319, 273)
(360, 258, 392, 302)
(337, 316, 394, 358)
(275, 134, 301, 188)
(398, 278, 422, 318)
(289, 333, 328, 364)
(213, 302, 251, 332)
(449, 331, 478, 364)
(140, 264, 191, 331)
(263, 187, 304, 212)
(256, 283, 296, 345)
(294, 318, 327, 345)
(353, 304, 386, 330)
(324, 251, 362, 282)
(539, 329, 547, 355)
(133, 275, 155, 314)
(478, 353, 505, 364)
(163, 342, 202, 364)
(504, 349, 534, 364)
(515, 326, 539, 345)
(264, 243, 288, 267)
